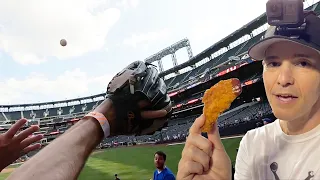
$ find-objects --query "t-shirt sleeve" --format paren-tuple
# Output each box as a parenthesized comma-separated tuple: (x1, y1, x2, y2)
(234, 132, 252, 180)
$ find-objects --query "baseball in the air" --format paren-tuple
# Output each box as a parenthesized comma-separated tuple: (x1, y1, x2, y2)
(60, 39, 67, 46)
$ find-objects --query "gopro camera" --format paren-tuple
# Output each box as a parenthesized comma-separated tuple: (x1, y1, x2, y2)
(266, 0, 304, 28)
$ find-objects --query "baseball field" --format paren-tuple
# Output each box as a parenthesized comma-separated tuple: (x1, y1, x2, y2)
(0, 136, 242, 180)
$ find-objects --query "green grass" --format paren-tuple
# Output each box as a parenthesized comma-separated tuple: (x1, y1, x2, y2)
(6, 164, 21, 169)
(78, 137, 242, 179)
(0, 174, 9, 180)
(0, 137, 242, 180)
(223, 137, 242, 166)
(78, 145, 184, 180)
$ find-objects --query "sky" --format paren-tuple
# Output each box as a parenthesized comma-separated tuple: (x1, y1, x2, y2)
(0, 0, 317, 105)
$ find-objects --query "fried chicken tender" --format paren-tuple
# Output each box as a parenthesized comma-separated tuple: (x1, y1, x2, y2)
(202, 78, 242, 132)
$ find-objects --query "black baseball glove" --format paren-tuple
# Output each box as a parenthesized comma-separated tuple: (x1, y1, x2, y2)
(106, 61, 172, 136)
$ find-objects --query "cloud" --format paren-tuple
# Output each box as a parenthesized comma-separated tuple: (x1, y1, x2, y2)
(123, 28, 171, 48)
(0, 69, 113, 105)
(0, 0, 121, 65)
(129, 0, 140, 8)
(116, 0, 140, 10)
(187, 0, 268, 54)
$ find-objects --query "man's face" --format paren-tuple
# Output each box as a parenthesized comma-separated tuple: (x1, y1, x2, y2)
(263, 41, 320, 122)
(154, 154, 165, 169)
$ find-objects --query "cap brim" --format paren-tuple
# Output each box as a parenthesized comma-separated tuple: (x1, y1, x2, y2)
(248, 36, 320, 61)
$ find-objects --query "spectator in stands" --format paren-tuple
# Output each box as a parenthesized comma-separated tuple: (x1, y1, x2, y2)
(153, 151, 175, 180)
(176, 13, 320, 180)
(6, 99, 169, 180)
(0, 118, 42, 172)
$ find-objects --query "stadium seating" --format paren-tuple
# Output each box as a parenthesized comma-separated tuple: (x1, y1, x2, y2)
(165, 32, 265, 91)
(0, 101, 102, 123)
(1, 2, 319, 163)
(99, 100, 272, 147)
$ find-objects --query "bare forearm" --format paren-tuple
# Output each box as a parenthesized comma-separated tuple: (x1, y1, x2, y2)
(7, 118, 103, 180)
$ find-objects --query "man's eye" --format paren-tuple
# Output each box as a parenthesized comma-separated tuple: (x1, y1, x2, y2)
(266, 62, 280, 67)
(297, 61, 311, 67)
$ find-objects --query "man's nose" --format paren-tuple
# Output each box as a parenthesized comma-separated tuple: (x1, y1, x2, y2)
(277, 64, 294, 87)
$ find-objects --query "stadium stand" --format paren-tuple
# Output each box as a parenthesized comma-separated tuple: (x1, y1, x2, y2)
(164, 32, 265, 90)
(0, 1, 319, 161)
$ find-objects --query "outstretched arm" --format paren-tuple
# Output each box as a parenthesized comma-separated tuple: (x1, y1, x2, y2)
(7, 60, 171, 180)
(6, 100, 110, 180)
(7, 99, 167, 180)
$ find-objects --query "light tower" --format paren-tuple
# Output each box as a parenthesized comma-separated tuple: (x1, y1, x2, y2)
(144, 38, 194, 73)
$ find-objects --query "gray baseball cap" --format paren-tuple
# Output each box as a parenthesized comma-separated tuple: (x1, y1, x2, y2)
(248, 13, 320, 61)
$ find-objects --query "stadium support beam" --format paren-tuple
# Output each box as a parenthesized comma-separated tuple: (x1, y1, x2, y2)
(187, 44, 193, 59)
(171, 53, 178, 67)
(2, 112, 8, 121)
(144, 38, 194, 72)
(157, 60, 164, 72)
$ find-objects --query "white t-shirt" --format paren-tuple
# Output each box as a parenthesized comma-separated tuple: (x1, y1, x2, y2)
(234, 119, 320, 180)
